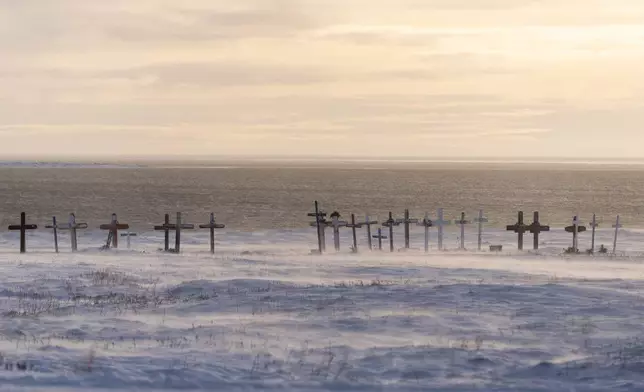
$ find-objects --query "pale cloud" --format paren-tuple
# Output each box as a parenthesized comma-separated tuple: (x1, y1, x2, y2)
(1, 0, 644, 158)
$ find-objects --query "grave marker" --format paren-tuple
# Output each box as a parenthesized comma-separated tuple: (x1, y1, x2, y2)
(589, 214, 599, 254)
(357, 215, 378, 250)
(372, 228, 388, 251)
(612, 215, 622, 255)
(382, 212, 400, 252)
(434, 208, 451, 251)
(328, 212, 348, 252)
(455, 212, 470, 250)
(154, 214, 172, 252)
(172, 212, 195, 253)
(8, 212, 38, 253)
(474, 210, 488, 251)
(528, 211, 549, 250)
(346, 214, 362, 253)
(565, 216, 586, 253)
(308, 201, 327, 254)
(507, 211, 529, 251)
(396, 209, 418, 249)
(199, 213, 226, 254)
(44, 217, 60, 253)
(99, 214, 129, 249)
(120, 232, 137, 249)
(417, 212, 433, 253)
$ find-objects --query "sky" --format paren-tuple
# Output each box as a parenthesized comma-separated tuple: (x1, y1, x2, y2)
(1, 0, 644, 159)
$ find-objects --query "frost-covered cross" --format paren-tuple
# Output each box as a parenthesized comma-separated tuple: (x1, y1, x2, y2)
(434, 208, 451, 251)
(99, 213, 129, 249)
(612, 215, 622, 255)
(507, 211, 529, 251)
(417, 212, 433, 253)
(382, 211, 400, 252)
(357, 215, 378, 250)
(454, 212, 471, 251)
(589, 214, 599, 254)
(199, 213, 226, 254)
(120, 232, 137, 249)
(307, 201, 327, 253)
(396, 209, 418, 249)
(372, 228, 388, 251)
(528, 211, 549, 251)
(345, 214, 362, 253)
(61, 213, 88, 252)
(565, 216, 586, 253)
(44, 216, 61, 253)
(8, 212, 38, 254)
(474, 210, 488, 251)
(327, 212, 348, 252)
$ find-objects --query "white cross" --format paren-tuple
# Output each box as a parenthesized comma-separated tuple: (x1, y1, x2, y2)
(589, 214, 599, 253)
(474, 210, 488, 251)
(327, 214, 348, 251)
(417, 212, 433, 252)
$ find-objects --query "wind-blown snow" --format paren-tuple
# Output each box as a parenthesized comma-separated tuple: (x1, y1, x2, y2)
(1, 227, 644, 391)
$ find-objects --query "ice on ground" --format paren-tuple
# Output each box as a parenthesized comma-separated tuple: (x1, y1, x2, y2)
(0, 227, 644, 391)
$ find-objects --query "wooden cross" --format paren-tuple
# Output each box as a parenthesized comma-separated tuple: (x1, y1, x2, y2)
(308, 201, 327, 253)
(8, 212, 38, 254)
(372, 228, 388, 251)
(434, 208, 451, 251)
(199, 213, 226, 254)
(62, 213, 88, 252)
(327, 211, 348, 252)
(172, 212, 195, 253)
(589, 213, 599, 254)
(120, 231, 138, 249)
(154, 214, 173, 252)
(99, 213, 129, 249)
(474, 210, 488, 251)
(357, 215, 378, 251)
(528, 211, 549, 250)
(612, 215, 622, 255)
(346, 214, 362, 253)
(417, 212, 433, 253)
(454, 212, 470, 250)
(396, 209, 418, 249)
(382, 211, 400, 252)
(507, 211, 529, 250)
(44, 216, 60, 253)
(565, 216, 586, 253)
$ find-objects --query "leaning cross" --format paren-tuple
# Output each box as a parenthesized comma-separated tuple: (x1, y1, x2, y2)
(372, 228, 388, 251)
(612, 215, 622, 255)
(45, 216, 61, 253)
(565, 215, 586, 253)
(199, 212, 226, 254)
(154, 214, 173, 252)
(528, 211, 549, 250)
(382, 211, 400, 252)
(455, 212, 470, 251)
(8, 212, 38, 254)
(417, 212, 433, 253)
(99, 213, 129, 249)
(308, 201, 327, 254)
(357, 215, 378, 250)
(327, 211, 348, 252)
(434, 208, 451, 251)
(507, 211, 529, 250)
(396, 209, 418, 249)
(474, 210, 488, 251)
(346, 214, 362, 253)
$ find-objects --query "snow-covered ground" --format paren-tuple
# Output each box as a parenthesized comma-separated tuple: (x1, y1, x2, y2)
(1, 226, 644, 391)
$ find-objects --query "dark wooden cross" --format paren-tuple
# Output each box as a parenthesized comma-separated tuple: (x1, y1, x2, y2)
(327, 211, 348, 252)
(382, 211, 400, 252)
(612, 215, 622, 254)
(44, 216, 60, 253)
(396, 209, 418, 249)
(199, 212, 226, 254)
(308, 201, 327, 254)
(565, 216, 586, 253)
(170, 212, 195, 253)
(99, 213, 129, 249)
(8, 212, 38, 254)
(372, 228, 388, 251)
(528, 211, 549, 250)
(154, 213, 173, 252)
(346, 214, 362, 253)
(417, 212, 433, 253)
(507, 211, 529, 250)
(455, 212, 470, 250)
(357, 215, 378, 251)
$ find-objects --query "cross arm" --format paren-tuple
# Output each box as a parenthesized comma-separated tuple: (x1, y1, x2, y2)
(9, 225, 38, 230)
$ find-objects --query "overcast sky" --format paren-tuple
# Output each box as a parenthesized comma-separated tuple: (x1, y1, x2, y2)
(2, 0, 644, 159)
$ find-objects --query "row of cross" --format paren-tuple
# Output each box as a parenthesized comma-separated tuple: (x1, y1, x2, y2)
(6, 212, 225, 254)
(308, 201, 624, 254)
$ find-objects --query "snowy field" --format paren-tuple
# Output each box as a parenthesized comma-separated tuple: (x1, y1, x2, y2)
(1, 226, 644, 391)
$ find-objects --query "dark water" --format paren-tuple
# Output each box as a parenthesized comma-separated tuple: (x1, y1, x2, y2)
(0, 163, 643, 230)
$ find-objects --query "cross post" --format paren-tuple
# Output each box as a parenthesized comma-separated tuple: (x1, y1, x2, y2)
(396, 209, 418, 249)
(199, 212, 226, 254)
(507, 211, 529, 250)
(455, 212, 470, 250)
(308, 201, 327, 254)
(565, 216, 586, 253)
(382, 211, 400, 252)
(612, 215, 622, 255)
(434, 208, 451, 251)
(474, 210, 488, 251)
(8, 212, 38, 254)
(528, 211, 549, 250)
(589, 214, 599, 254)
(328, 211, 348, 252)
(173, 212, 195, 253)
(346, 213, 362, 253)
(417, 212, 433, 253)
(45, 216, 60, 253)
(372, 228, 388, 251)
(99, 213, 129, 249)
(357, 215, 378, 250)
